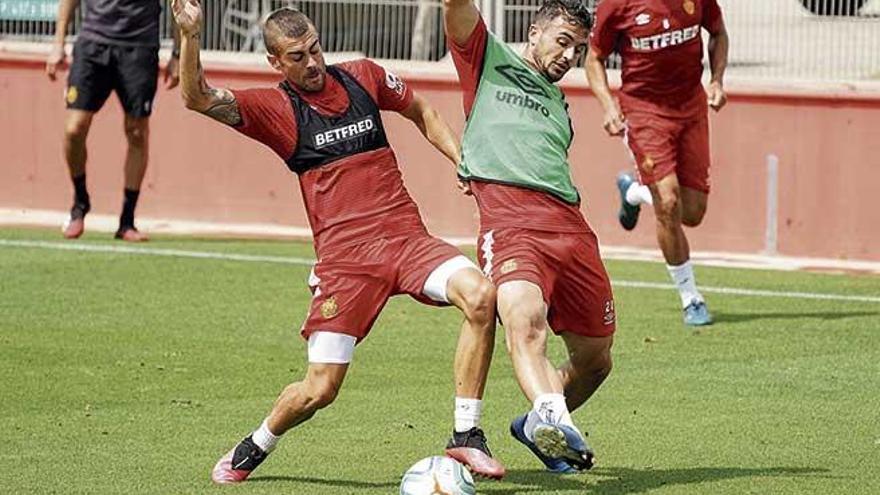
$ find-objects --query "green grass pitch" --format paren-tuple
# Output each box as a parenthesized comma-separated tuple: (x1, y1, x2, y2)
(1, 226, 879, 494)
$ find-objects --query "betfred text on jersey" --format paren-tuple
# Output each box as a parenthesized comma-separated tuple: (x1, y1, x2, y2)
(313, 117, 376, 149)
(630, 24, 700, 51)
(495, 90, 551, 117)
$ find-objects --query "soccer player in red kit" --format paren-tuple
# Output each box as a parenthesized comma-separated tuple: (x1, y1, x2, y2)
(445, 0, 615, 473)
(586, 0, 729, 326)
(172, 0, 505, 482)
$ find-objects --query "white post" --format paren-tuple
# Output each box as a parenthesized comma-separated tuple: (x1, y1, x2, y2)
(493, 0, 505, 42)
(764, 154, 779, 256)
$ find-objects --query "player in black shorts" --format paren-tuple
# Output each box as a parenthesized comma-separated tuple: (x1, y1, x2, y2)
(46, 0, 180, 241)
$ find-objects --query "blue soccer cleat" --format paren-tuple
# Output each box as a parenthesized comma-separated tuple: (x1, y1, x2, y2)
(532, 421, 595, 471)
(511, 415, 591, 473)
(683, 299, 713, 326)
(616, 172, 641, 231)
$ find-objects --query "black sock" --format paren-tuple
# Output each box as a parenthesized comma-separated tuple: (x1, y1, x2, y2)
(119, 188, 140, 230)
(72, 174, 90, 210)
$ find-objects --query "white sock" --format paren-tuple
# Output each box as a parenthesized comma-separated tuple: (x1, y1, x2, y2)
(523, 393, 575, 441)
(252, 419, 280, 453)
(667, 260, 704, 308)
(625, 182, 653, 206)
(454, 397, 483, 432)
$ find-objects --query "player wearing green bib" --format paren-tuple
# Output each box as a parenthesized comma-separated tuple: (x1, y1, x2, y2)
(445, 0, 615, 474)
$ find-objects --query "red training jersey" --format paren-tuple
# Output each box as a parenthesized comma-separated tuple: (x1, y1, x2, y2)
(229, 59, 428, 254)
(590, 0, 724, 117)
(447, 17, 589, 234)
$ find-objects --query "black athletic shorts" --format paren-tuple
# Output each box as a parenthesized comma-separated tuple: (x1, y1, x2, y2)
(65, 38, 159, 118)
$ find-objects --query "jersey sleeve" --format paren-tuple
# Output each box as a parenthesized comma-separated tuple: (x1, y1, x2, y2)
(701, 0, 724, 34)
(229, 87, 298, 159)
(589, 0, 622, 58)
(340, 59, 414, 112)
(447, 16, 489, 117)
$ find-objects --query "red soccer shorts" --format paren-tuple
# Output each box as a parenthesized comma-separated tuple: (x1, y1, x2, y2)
(477, 227, 616, 338)
(623, 109, 711, 194)
(301, 234, 465, 342)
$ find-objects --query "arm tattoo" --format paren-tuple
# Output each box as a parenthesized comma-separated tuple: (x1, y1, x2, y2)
(204, 88, 242, 126)
(193, 60, 241, 126)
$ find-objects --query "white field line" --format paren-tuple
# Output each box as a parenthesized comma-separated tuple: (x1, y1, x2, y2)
(0, 239, 315, 266)
(3, 208, 880, 274)
(612, 280, 880, 304)
(2, 239, 879, 304)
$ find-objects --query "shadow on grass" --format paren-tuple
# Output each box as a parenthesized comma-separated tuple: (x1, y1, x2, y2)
(713, 310, 878, 324)
(248, 475, 397, 488)
(249, 466, 830, 493)
(479, 466, 831, 494)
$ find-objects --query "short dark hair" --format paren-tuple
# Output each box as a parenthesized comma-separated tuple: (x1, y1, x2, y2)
(535, 0, 593, 31)
(263, 7, 313, 53)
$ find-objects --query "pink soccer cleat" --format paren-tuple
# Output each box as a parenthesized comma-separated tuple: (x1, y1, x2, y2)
(211, 436, 268, 484)
(114, 226, 149, 242)
(62, 203, 89, 239)
(62, 216, 85, 239)
(445, 427, 506, 480)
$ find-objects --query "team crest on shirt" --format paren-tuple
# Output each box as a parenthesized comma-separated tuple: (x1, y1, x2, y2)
(320, 296, 339, 319)
(683, 0, 696, 15)
(635, 13, 651, 26)
(500, 259, 518, 275)
(643, 155, 656, 172)
(385, 71, 405, 96)
(66, 86, 78, 104)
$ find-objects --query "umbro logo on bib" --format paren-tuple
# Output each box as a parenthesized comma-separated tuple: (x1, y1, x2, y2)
(495, 64, 549, 98)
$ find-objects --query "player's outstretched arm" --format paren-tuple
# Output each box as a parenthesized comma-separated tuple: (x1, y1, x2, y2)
(706, 19, 729, 112)
(443, 0, 480, 46)
(172, 0, 241, 125)
(46, 0, 79, 81)
(585, 50, 625, 137)
(399, 92, 461, 166)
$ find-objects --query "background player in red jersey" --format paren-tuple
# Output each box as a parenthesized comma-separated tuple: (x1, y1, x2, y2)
(172, 0, 504, 482)
(586, 0, 729, 326)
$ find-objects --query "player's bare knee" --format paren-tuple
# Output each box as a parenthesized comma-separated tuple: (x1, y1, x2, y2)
(504, 316, 546, 355)
(682, 213, 704, 228)
(574, 354, 612, 387)
(124, 121, 149, 147)
(592, 356, 613, 383)
(64, 119, 90, 143)
(656, 192, 680, 215)
(682, 205, 707, 227)
(654, 194, 682, 225)
(461, 278, 495, 326)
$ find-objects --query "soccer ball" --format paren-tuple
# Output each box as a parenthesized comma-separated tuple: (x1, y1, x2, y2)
(399, 456, 476, 495)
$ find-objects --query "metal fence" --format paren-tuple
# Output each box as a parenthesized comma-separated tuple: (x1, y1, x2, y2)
(1, 0, 878, 81)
